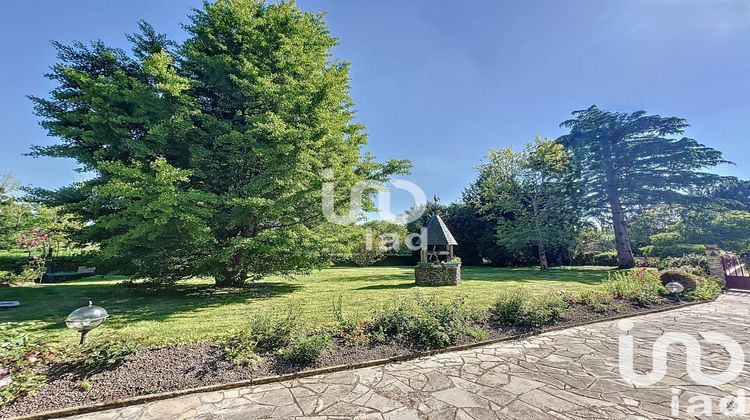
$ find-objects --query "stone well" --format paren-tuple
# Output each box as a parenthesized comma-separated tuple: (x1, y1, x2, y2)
(415, 263, 461, 286)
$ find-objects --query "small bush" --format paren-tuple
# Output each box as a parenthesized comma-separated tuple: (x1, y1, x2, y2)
(577, 290, 617, 313)
(491, 290, 570, 327)
(464, 326, 488, 341)
(332, 296, 368, 346)
(278, 334, 331, 364)
(659, 270, 699, 292)
(686, 278, 722, 301)
(246, 306, 299, 352)
(592, 252, 619, 266)
(223, 333, 261, 367)
(605, 269, 666, 306)
(369, 295, 474, 349)
(78, 379, 93, 392)
(0, 324, 52, 405)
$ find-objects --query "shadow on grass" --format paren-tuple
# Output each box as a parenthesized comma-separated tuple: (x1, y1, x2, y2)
(0, 276, 301, 328)
(356, 283, 416, 291)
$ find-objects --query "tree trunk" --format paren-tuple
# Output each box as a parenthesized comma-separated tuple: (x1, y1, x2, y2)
(531, 194, 549, 271)
(608, 194, 635, 269)
(216, 266, 248, 288)
(537, 240, 549, 271)
(602, 141, 635, 269)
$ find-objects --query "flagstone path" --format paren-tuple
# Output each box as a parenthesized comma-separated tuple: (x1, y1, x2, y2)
(68, 293, 750, 419)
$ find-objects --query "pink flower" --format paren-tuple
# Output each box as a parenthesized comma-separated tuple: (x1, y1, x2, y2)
(27, 352, 39, 363)
(0, 376, 11, 387)
(0, 368, 8, 377)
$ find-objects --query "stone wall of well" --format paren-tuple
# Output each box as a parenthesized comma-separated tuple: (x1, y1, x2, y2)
(415, 264, 461, 286)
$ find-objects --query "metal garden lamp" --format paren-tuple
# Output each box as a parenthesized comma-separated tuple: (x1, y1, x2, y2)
(65, 301, 109, 345)
(665, 282, 684, 302)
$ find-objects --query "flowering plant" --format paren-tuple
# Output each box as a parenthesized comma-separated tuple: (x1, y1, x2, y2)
(16, 229, 50, 250)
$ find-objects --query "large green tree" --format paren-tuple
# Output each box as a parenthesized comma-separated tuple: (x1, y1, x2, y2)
(559, 106, 729, 268)
(465, 139, 581, 270)
(30, 0, 408, 286)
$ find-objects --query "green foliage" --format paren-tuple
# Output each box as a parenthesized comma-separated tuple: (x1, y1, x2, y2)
(78, 340, 136, 370)
(686, 278, 722, 301)
(278, 334, 330, 364)
(683, 210, 750, 254)
(572, 227, 616, 258)
(604, 270, 666, 306)
(490, 290, 570, 327)
(641, 231, 705, 258)
(655, 254, 709, 274)
(78, 379, 93, 392)
(464, 326, 488, 341)
(223, 334, 261, 367)
(575, 290, 618, 313)
(29, 1, 410, 287)
(466, 138, 582, 270)
(245, 307, 300, 353)
(332, 295, 368, 346)
(0, 252, 99, 275)
(659, 270, 699, 292)
(629, 205, 684, 250)
(369, 295, 474, 349)
(223, 307, 300, 365)
(349, 236, 387, 267)
(0, 370, 46, 407)
(559, 106, 729, 269)
(0, 324, 50, 405)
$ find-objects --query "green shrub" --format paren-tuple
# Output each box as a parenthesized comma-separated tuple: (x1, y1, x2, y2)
(0, 255, 27, 273)
(577, 290, 617, 313)
(0, 252, 101, 274)
(464, 326, 488, 341)
(659, 270, 699, 292)
(223, 333, 261, 367)
(79, 340, 136, 370)
(656, 254, 709, 274)
(278, 334, 330, 364)
(491, 290, 570, 327)
(332, 296, 368, 346)
(246, 306, 299, 352)
(604, 269, 666, 306)
(369, 295, 473, 349)
(0, 324, 51, 405)
(642, 239, 706, 258)
(592, 252, 619, 266)
(686, 278, 722, 301)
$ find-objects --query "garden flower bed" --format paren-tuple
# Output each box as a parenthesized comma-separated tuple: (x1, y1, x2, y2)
(0, 268, 720, 418)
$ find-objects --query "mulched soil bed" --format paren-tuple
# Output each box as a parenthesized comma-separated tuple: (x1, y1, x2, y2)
(1, 297, 687, 418)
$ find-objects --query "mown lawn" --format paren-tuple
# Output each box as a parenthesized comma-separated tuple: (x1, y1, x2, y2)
(0, 266, 614, 347)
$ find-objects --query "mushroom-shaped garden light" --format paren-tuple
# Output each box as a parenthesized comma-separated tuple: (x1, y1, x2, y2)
(665, 282, 685, 302)
(66, 301, 109, 345)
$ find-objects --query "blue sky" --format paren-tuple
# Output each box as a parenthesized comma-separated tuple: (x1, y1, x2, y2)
(1, 0, 748, 212)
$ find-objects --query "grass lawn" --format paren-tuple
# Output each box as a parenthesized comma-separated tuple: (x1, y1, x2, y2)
(0, 266, 615, 347)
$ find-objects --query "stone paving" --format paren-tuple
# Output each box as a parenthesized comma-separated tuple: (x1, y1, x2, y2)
(68, 294, 750, 420)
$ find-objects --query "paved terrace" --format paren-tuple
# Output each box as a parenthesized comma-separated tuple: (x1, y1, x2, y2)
(68, 294, 750, 420)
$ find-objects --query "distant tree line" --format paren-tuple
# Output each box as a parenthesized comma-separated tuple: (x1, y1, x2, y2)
(7, 0, 749, 285)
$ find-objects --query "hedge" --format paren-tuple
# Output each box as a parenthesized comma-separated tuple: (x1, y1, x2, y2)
(0, 253, 100, 274)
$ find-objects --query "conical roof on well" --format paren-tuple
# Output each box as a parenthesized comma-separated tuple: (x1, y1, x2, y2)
(425, 214, 457, 246)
